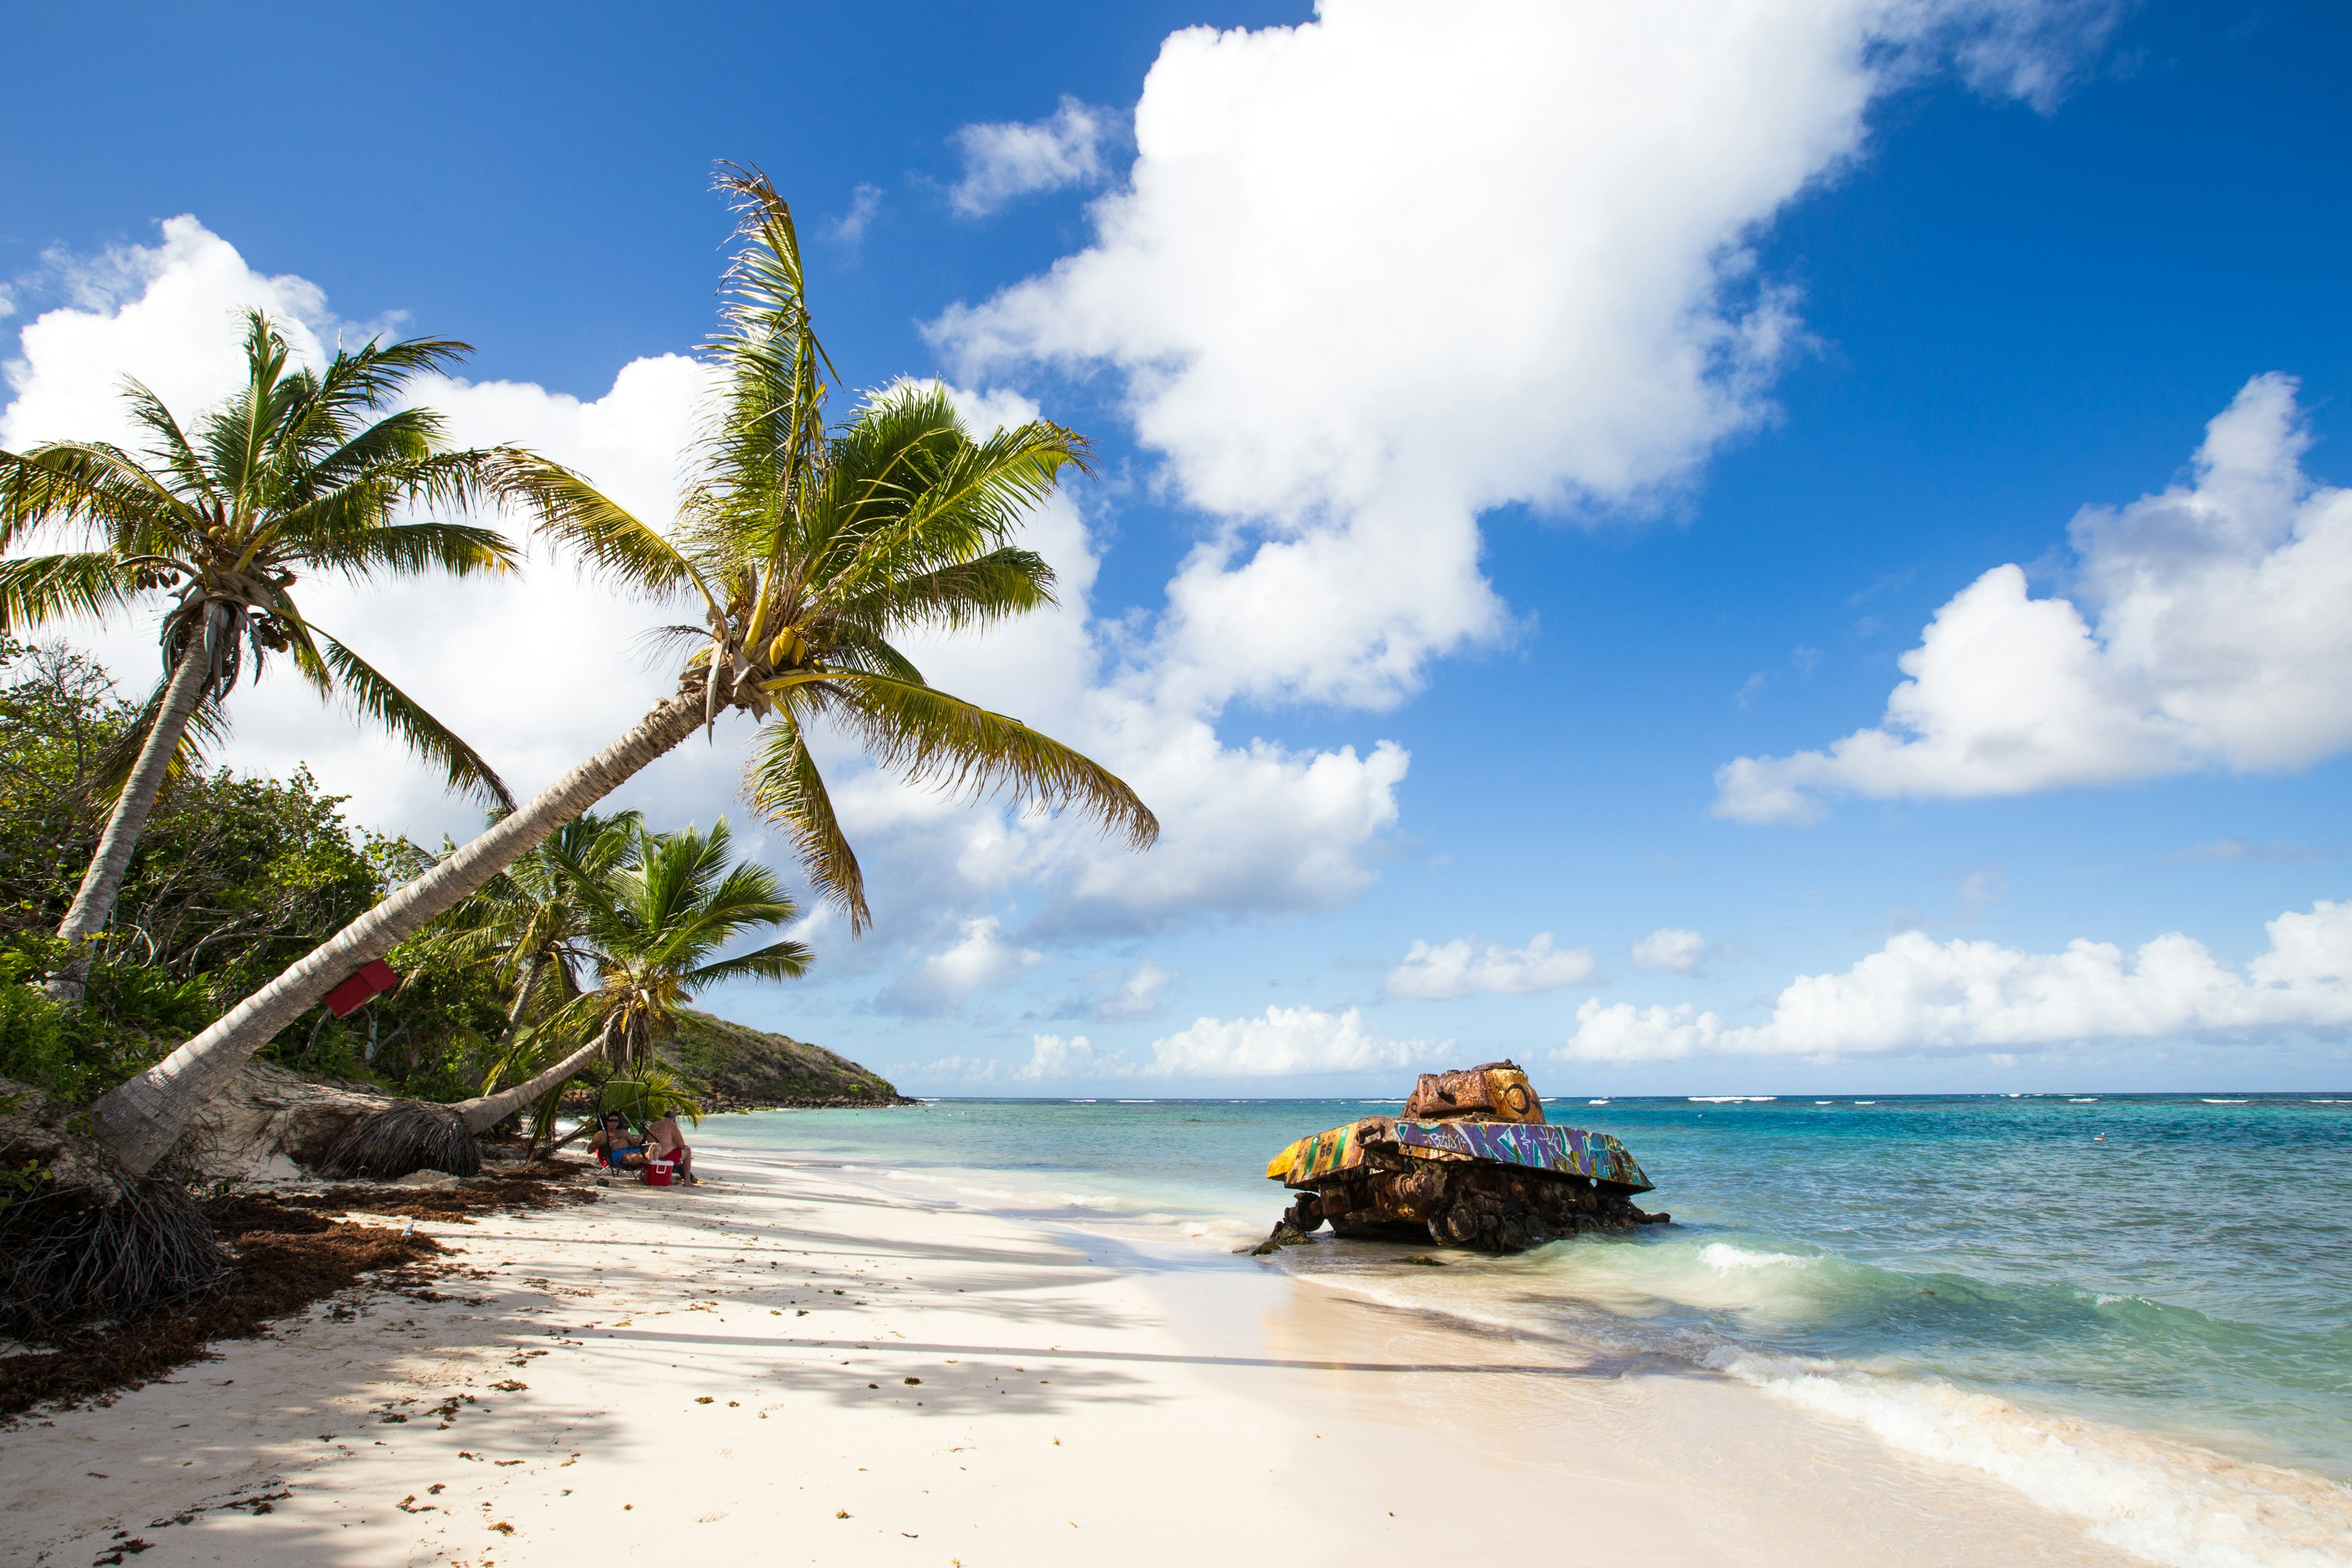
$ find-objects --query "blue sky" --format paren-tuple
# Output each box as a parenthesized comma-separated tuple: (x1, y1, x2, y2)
(4, 0, 2348, 1095)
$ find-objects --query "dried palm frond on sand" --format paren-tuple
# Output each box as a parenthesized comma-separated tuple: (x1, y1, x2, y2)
(313, 1100, 481, 1181)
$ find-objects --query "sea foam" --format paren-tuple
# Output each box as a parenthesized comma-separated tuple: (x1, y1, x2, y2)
(1699, 1242, 1813, 1272)
(1716, 1351, 2352, 1568)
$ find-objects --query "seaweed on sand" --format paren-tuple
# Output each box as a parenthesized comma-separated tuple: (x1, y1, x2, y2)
(1, 1162, 592, 1417)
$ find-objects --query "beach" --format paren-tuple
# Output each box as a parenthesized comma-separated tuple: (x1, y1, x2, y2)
(2, 1146, 2164, 1568)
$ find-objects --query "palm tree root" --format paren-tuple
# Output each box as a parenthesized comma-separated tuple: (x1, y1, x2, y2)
(0, 1177, 229, 1339)
(1, 1195, 444, 1416)
(313, 1101, 482, 1181)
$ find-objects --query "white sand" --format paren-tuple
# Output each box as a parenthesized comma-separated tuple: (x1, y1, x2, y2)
(0, 1152, 2141, 1567)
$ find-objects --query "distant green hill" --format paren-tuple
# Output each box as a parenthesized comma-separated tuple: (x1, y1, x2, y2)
(649, 1010, 907, 1110)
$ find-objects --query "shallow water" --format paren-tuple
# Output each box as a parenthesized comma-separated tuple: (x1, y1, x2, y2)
(698, 1093, 2352, 1567)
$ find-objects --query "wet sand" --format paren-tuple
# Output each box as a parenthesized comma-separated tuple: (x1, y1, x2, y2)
(0, 1152, 2142, 1566)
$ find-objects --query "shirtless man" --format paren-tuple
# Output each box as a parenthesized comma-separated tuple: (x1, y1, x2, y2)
(646, 1110, 695, 1185)
(587, 1111, 646, 1170)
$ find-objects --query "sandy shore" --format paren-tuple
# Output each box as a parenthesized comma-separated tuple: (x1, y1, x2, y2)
(0, 1150, 2143, 1567)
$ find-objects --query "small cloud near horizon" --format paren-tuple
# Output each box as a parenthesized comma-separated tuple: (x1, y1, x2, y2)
(1630, 927, 1707, 973)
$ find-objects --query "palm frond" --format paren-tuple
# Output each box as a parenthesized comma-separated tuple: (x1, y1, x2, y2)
(279, 336, 472, 464)
(292, 519, 519, 582)
(203, 311, 295, 511)
(815, 622, 928, 684)
(636, 862, 801, 973)
(816, 672, 1158, 849)
(696, 164, 836, 552)
(267, 600, 342, 703)
(815, 390, 1089, 608)
(0, 443, 203, 552)
(836, 548, 1057, 636)
(294, 407, 448, 496)
(0, 552, 156, 630)
(743, 717, 869, 931)
(684, 938, 813, 989)
(483, 449, 713, 605)
(610, 820, 739, 938)
(120, 378, 224, 510)
(308, 626, 516, 808)
(255, 450, 517, 567)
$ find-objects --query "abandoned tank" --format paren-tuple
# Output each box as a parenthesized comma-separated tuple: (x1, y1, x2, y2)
(1261, 1062, 1668, 1253)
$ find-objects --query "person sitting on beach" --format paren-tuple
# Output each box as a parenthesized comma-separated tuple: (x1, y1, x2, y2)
(646, 1109, 695, 1185)
(587, 1111, 646, 1171)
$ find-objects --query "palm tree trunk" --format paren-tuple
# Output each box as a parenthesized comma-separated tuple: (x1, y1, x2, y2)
(91, 693, 702, 1175)
(500, 953, 551, 1046)
(451, 1015, 619, 1136)
(45, 637, 213, 1003)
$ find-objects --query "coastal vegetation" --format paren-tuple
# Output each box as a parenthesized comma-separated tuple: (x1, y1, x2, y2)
(77, 164, 1155, 1179)
(0, 315, 566, 1005)
(0, 637, 828, 1119)
(0, 162, 1155, 1344)
(452, 817, 813, 1155)
(0, 635, 504, 1105)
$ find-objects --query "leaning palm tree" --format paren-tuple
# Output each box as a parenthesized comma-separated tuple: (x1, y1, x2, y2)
(448, 820, 807, 1138)
(89, 165, 1158, 1176)
(428, 807, 645, 1048)
(0, 312, 546, 1001)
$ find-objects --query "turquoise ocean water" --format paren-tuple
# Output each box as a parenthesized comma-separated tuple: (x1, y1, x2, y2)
(698, 1093, 2352, 1566)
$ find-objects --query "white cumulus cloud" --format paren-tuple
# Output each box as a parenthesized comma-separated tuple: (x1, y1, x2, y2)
(1717, 375, 2352, 822)
(0, 219, 1415, 951)
(1015, 1033, 1126, 1080)
(1005, 1006, 1440, 1081)
(1, 216, 726, 839)
(1097, 959, 1177, 1019)
(1145, 1004, 1441, 1077)
(1565, 899, 2352, 1061)
(1384, 933, 1594, 999)
(1632, 927, 1709, 973)
(875, 917, 1042, 1017)
(949, 96, 1115, 217)
(935, 0, 2109, 715)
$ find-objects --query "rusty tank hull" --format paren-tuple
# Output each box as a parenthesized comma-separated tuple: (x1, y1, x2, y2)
(1260, 1062, 1667, 1253)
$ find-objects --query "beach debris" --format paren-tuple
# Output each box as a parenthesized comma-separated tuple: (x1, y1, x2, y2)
(1260, 1062, 1669, 1253)
(0, 1079, 229, 1336)
(316, 1101, 480, 1182)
